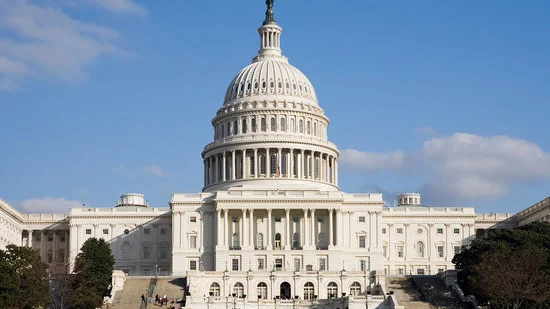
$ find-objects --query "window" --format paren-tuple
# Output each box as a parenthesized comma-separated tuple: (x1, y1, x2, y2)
(290, 118, 295, 132)
(293, 233, 300, 249)
(160, 228, 167, 235)
(210, 283, 220, 297)
(233, 282, 244, 298)
(85, 229, 92, 235)
(159, 242, 168, 260)
(232, 233, 239, 249)
(242, 118, 247, 134)
(256, 233, 264, 249)
(382, 228, 386, 234)
(233, 120, 238, 135)
(383, 246, 387, 257)
(454, 228, 460, 234)
(257, 282, 268, 299)
(280, 118, 286, 131)
(396, 228, 403, 234)
(232, 258, 239, 271)
(47, 235, 53, 242)
(143, 242, 151, 259)
(349, 281, 361, 296)
(274, 233, 281, 249)
(270, 117, 276, 131)
(294, 258, 301, 271)
(319, 258, 326, 271)
(454, 246, 461, 255)
(417, 268, 425, 275)
(359, 260, 367, 271)
(359, 236, 366, 248)
(144, 228, 150, 235)
(103, 229, 109, 235)
(275, 258, 283, 271)
(437, 228, 443, 234)
(306, 120, 311, 134)
(327, 282, 338, 299)
(251, 117, 257, 132)
(275, 216, 281, 222)
(398, 268, 404, 275)
(417, 241, 425, 258)
(189, 260, 197, 270)
(257, 258, 265, 270)
(298, 119, 304, 133)
(438, 268, 445, 273)
(304, 282, 314, 300)
(293, 216, 299, 222)
(438, 246, 444, 258)
(121, 242, 130, 260)
(60, 235, 65, 242)
(397, 245, 404, 258)
(190, 216, 197, 223)
(189, 235, 197, 249)
(261, 117, 266, 132)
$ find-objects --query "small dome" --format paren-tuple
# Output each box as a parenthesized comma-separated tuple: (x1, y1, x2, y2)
(223, 60, 317, 106)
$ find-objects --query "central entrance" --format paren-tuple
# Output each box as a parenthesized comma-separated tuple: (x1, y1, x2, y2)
(280, 282, 291, 300)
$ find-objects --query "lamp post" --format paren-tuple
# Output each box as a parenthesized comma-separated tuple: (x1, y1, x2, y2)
(232, 293, 236, 309)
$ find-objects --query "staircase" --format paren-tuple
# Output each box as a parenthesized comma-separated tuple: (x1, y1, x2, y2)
(153, 278, 187, 304)
(386, 277, 435, 309)
(411, 276, 471, 309)
(110, 277, 151, 309)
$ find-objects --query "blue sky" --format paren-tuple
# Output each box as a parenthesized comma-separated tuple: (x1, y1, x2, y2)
(1, 0, 549, 214)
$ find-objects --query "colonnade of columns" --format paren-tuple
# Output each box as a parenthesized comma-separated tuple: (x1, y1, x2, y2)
(204, 148, 338, 187)
(215, 208, 361, 251)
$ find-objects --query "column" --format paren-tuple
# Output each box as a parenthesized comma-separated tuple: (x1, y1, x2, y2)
(224, 209, 229, 247)
(267, 209, 272, 249)
(336, 210, 342, 247)
(249, 209, 254, 248)
(231, 150, 236, 180)
(289, 149, 294, 178)
(285, 209, 291, 249)
(222, 152, 227, 181)
(310, 209, 316, 247)
(428, 223, 433, 260)
(214, 155, 219, 183)
(329, 209, 334, 247)
(404, 223, 410, 259)
(217, 210, 222, 247)
(174, 212, 181, 249)
(444, 223, 449, 259)
(240, 209, 245, 248)
(69, 224, 78, 272)
(28, 229, 33, 248)
(266, 148, 270, 177)
(242, 149, 247, 179)
(303, 209, 309, 247)
(388, 223, 392, 262)
(199, 211, 204, 251)
(369, 212, 374, 250)
(299, 150, 305, 178)
(209, 157, 213, 185)
(254, 149, 258, 178)
(203, 160, 207, 186)
(335, 158, 339, 184)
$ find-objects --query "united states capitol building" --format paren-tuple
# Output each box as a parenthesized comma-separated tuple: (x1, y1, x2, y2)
(1, 3, 549, 309)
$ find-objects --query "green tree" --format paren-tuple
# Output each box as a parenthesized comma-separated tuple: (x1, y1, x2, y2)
(0, 244, 52, 309)
(453, 222, 550, 309)
(72, 238, 115, 309)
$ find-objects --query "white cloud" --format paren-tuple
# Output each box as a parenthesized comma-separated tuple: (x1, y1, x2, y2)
(0, 0, 133, 90)
(416, 126, 438, 136)
(143, 164, 165, 177)
(342, 133, 550, 202)
(91, 0, 147, 16)
(20, 196, 81, 213)
(340, 148, 405, 172)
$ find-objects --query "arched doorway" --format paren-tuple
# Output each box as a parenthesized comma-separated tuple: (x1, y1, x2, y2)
(280, 282, 291, 300)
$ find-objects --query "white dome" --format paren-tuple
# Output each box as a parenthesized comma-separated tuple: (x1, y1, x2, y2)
(224, 60, 318, 106)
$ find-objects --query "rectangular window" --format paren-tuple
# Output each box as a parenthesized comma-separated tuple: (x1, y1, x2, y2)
(103, 229, 109, 235)
(189, 235, 197, 249)
(144, 228, 150, 234)
(358, 216, 366, 223)
(160, 228, 167, 235)
(60, 235, 65, 242)
(454, 228, 460, 234)
(437, 228, 443, 234)
(257, 258, 264, 270)
(275, 258, 283, 271)
(359, 260, 366, 271)
(398, 268, 404, 275)
(232, 258, 239, 271)
(359, 236, 366, 248)
(383, 246, 387, 257)
(454, 246, 461, 255)
(319, 258, 326, 271)
(294, 258, 301, 271)
(396, 228, 403, 234)
(438, 268, 445, 273)
(417, 268, 425, 275)
(189, 260, 197, 270)
(275, 216, 281, 222)
(382, 228, 386, 234)
(397, 245, 403, 258)
(47, 235, 53, 242)
(306, 264, 313, 271)
(190, 216, 197, 223)
(85, 229, 92, 235)
(438, 246, 444, 258)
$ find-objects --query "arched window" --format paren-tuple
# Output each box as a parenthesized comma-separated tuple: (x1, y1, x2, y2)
(257, 282, 268, 299)
(233, 120, 238, 135)
(298, 119, 304, 133)
(293, 233, 300, 249)
(304, 282, 314, 300)
(251, 117, 257, 132)
(233, 282, 244, 298)
(350, 282, 361, 296)
(261, 117, 266, 132)
(121, 242, 130, 260)
(227, 122, 231, 136)
(327, 282, 338, 299)
(232, 233, 240, 249)
(259, 154, 266, 175)
(290, 118, 295, 132)
(210, 283, 220, 297)
(249, 155, 255, 175)
(275, 233, 281, 249)
(242, 118, 247, 134)
(314, 157, 320, 180)
(280, 118, 286, 132)
(313, 122, 317, 136)
(221, 124, 225, 137)
(257, 233, 264, 249)
(306, 120, 311, 134)
(281, 153, 287, 176)
(293, 153, 299, 177)
(270, 117, 276, 131)
(417, 241, 425, 258)
(270, 153, 277, 175)
(307, 156, 312, 178)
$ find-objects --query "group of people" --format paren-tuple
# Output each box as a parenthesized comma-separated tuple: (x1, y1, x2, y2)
(140, 292, 182, 308)
(155, 293, 169, 306)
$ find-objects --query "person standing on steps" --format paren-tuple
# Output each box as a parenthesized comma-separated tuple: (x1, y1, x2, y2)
(141, 294, 145, 303)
